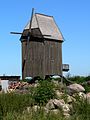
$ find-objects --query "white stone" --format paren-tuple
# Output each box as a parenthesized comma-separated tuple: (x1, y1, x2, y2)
(32, 105, 40, 112)
(53, 99, 65, 109)
(62, 104, 70, 113)
(55, 90, 63, 98)
(51, 109, 60, 114)
(46, 99, 55, 110)
(78, 92, 86, 99)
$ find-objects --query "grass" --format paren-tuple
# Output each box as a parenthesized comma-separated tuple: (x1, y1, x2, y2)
(0, 93, 34, 119)
(0, 77, 90, 120)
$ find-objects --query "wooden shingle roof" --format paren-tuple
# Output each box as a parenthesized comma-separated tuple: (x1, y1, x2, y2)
(24, 13, 63, 41)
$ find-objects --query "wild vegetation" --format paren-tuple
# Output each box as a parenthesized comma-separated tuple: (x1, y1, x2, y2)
(0, 75, 90, 120)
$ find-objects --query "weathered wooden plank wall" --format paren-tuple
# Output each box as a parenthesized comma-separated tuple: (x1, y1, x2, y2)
(44, 40, 62, 76)
(22, 37, 62, 79)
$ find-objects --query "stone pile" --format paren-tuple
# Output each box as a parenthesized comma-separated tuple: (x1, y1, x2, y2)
(26, 82, 90, 118)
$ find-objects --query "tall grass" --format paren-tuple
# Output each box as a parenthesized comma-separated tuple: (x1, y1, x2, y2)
(71, 96, 90, 120)
(0, 93, 33, 119)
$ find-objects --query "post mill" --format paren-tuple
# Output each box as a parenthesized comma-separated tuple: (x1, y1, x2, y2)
(11, 9, 69, 79)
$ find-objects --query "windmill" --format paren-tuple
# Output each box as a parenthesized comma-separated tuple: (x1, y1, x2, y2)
(11, 8, 70, 80)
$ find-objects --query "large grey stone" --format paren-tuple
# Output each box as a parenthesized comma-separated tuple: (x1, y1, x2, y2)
(67, 83, 85, 95)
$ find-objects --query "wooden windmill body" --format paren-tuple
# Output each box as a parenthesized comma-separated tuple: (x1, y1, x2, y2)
(20, 12, 63, 79)
(11, 9, 67, 79)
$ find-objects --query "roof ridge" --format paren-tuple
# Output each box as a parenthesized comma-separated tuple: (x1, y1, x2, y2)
(35, 13, 53, 18)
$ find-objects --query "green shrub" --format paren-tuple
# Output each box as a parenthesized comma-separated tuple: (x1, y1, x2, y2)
(68, 75, 90, 84)
(85, 76, 90, 81)
(68, 76, 86, 84)
(33, 80, 56, 105)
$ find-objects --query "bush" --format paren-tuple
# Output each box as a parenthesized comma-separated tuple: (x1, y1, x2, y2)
(68, 76, 86, 84)
(33, 80, 56, 105)
(85, 76, 90, 81)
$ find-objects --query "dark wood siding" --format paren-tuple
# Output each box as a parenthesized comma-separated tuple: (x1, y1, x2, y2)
(21, 37, 62, 79)
(27, 38, 45, 78)
(44, 40, 62, 76)
(22, 40, 27, 79)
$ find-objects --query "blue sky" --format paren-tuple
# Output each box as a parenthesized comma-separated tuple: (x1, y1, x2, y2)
(0, 0, 90, 77)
